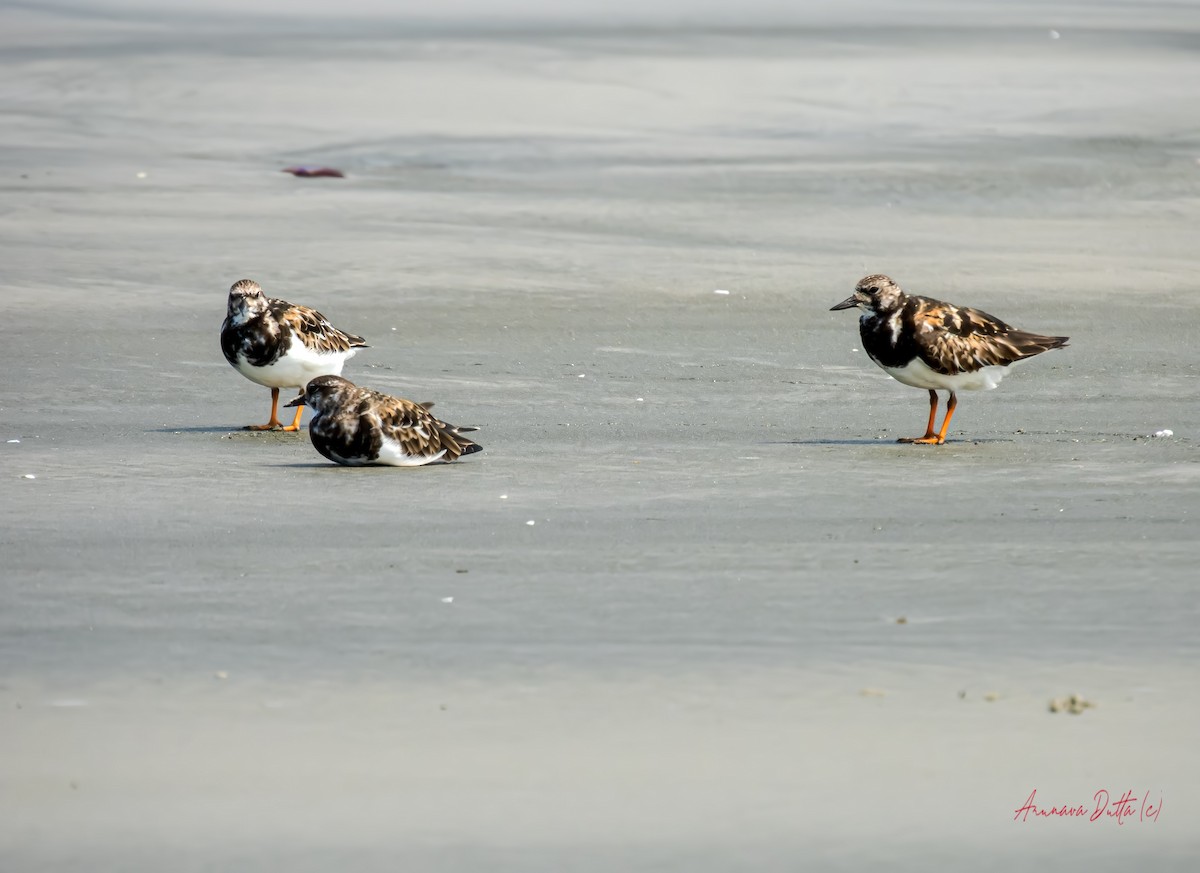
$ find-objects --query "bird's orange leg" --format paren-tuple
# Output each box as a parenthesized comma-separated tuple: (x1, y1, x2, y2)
(283, 398, 305, 432)
(898, 390, 940, 444)
(933, 391, 958, 445)
(245, 387, 285, 431)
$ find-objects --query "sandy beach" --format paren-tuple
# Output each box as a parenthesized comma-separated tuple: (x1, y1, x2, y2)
(2, 1, 1199, 869)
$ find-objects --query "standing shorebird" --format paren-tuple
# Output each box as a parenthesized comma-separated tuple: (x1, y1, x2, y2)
(220, 279, 367, 431)
(830, 275, 1068, 444)
(286, 375, 482, 466)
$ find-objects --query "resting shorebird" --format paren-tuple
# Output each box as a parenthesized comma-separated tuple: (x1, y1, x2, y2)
(830, 275, 1068, 444)
(220, 279, 367, 431)
(287, 375, 482, 466)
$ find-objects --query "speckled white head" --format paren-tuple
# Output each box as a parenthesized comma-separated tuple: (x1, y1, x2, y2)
(830, 274, 906, 315)
(226, 278, 269, 325)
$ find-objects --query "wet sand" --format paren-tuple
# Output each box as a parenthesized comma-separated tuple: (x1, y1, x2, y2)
(2, 2, 1199, 869)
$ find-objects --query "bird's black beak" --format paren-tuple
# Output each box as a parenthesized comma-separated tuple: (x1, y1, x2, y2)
(830, 296, 860, 311)
(283, 395, 305, 409)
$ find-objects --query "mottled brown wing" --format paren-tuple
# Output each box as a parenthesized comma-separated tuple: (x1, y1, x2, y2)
(366, 391, 481, 461)
(272, 299, 368, 354)
(912, 300, 1068, 374)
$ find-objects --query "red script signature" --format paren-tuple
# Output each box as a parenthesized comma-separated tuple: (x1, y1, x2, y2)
(1014, 789, 1162, 825)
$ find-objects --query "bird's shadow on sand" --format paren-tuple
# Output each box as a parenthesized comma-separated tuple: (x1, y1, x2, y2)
(269, 462, 459, 471)
(766, 438, 1013, 446)
(151, 426, 305, 436)
(763, 438, 884, 446)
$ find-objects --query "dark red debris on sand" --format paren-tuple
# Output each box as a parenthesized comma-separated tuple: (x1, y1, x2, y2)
(282, 166, 345, 178)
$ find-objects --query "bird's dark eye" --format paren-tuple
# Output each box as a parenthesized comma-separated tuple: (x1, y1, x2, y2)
(866, 286, 878, 294)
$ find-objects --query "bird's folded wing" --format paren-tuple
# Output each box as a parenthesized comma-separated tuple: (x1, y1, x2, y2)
(369, 395, 455, 457)
(274, 300, 367, 353)
(913, 303, 1060, 374)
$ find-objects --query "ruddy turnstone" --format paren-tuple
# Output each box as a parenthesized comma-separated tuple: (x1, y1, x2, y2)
(286, 375, 482, 466)
(220, 279, 367, 431)
(830, 275, 1068, 444)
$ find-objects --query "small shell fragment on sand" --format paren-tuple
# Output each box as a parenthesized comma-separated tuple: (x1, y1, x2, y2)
(713, 289, 730, 295)
(1150, 429, 1173, 438)
(526, 520, 536, 526)
(1049, 693, 1095, 714)
(282, 166, 345, 178)
(859, 688, 886, 698)
(983, 691, 1000, 702)
(7, 439, 19, 443)
(23, 474, 36, 479)
(214, 671, 229, 680)
(441, 596, 454, 604)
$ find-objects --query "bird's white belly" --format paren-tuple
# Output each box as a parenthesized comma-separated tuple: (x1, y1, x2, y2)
(375, 434, 447, 467)
(235, 336, 356, 389)
(880, 356, 1013, 392)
